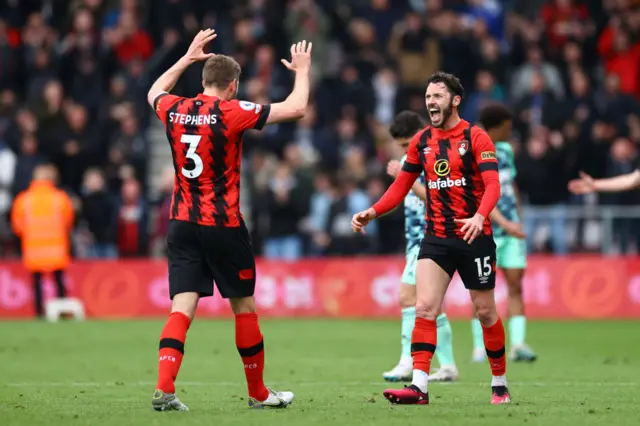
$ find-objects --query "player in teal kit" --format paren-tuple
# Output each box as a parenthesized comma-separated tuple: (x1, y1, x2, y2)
(383, 111, 459, 382)
(471, 103, 537, 363)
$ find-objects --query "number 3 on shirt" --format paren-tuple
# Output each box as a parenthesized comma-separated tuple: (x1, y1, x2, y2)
(180, 134, 203, 178)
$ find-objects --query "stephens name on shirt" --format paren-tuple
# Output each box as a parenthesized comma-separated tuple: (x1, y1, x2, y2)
(169, 112, 218, 125)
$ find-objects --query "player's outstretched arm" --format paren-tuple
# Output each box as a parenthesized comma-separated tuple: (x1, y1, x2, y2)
(568, 170, 640, 194)
(146, 29, 217, 108)
(387, 159, 426, 201)
(373, 169, 420, 218)
(265, 41, 312, 125)
(352, 168, 420, 233)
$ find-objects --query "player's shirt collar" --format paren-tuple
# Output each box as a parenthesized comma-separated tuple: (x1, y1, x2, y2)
(196, 93, 219, 101)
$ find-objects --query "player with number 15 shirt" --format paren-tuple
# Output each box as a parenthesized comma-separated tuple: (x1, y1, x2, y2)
(352, 72, 509, 406)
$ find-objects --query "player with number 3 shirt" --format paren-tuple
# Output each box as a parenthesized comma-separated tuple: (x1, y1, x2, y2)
(352, 72, 510, 406)
(155, 93, 269, 227)
(146, 29, 312, 412)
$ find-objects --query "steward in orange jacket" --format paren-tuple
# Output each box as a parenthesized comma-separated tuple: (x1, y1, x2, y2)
(11, 164, 75, 317)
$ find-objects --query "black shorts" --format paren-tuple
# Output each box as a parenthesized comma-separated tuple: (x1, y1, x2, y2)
(167, 220, 256, 299)
(417, 234, 497, 290)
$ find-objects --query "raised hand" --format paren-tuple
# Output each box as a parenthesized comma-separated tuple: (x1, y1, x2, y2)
(281, 40, 312, 73)
(184, 29, 217, 63)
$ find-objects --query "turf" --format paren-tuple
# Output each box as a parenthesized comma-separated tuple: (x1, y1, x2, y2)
(1, 319, 639, 426)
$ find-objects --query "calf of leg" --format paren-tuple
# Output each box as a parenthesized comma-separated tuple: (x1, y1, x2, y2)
(230, 296, 269, 401)
(411, 259, 451, 390)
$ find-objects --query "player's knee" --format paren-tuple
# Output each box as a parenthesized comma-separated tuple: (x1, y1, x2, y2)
(171, 292, 200, 320)
(399, 285, 417, 308)
(229, 296, 256, 315)
(415, 301, 439, 320)
(507, 280, 523, 298)
(475, 303, 498, 326)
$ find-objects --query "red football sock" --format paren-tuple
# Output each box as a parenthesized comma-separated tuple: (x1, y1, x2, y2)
(157, 311, 191, 393)
(235, 312, 269, 401)
(482, 317, 506, 376)
(411, 318, 437, 374)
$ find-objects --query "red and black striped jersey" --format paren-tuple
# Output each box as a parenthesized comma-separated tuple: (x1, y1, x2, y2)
(403, 119, 499, 238)
(154, 93, 270, 227)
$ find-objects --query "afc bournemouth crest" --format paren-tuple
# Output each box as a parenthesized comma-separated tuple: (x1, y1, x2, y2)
(457, 140, 469, 156)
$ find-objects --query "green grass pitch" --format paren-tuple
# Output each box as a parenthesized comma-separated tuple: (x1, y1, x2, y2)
(1, 319, 639, 425)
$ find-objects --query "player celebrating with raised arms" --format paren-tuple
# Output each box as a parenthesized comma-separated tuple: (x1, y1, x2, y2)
(471, 103, 537, 363)
(383, 111, 459, 383)
(147, 29, 312, 411)
(352, 72, 510, 405)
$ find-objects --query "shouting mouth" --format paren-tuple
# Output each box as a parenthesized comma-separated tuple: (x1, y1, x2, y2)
(429, 107, 441, 123)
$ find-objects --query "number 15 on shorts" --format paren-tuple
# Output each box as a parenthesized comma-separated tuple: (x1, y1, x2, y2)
(474, 256, 492, 278)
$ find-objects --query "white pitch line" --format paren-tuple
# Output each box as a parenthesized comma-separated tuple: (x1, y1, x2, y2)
(2, 381, 639, 388)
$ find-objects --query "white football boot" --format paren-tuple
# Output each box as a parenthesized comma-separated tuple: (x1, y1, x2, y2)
(428, 365, 460, 382)
(151, 389, 189, 411)
(383, 356, 413, 382)
(248, 387, 294, 409)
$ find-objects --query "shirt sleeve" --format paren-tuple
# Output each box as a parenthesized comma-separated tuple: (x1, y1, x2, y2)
(223, 100, 271, 132)
(471, 127, 500, 217)
(472, 127, 499, 173)
(401, 133, 422, 173)
(153, 93, 182, 126)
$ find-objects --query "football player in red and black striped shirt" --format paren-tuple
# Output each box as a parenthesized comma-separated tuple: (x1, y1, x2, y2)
(352, 72, 511, 405)
(146, 29, 312, 411)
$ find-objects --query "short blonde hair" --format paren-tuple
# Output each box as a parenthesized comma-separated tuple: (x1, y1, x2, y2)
(202, 55, 241, 89)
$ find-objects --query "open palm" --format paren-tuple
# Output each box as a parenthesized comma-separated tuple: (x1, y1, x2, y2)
(568, 171, 596, 194)
(281, 40, 312, 73)
(184, 29, 217, 63)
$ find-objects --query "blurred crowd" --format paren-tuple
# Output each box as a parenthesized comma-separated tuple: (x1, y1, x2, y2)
(1, 0, 640, 260)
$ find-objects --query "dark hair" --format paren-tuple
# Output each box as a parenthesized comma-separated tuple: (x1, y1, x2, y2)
(478, 102, 513, 131)
(389, 111, 427, 139)
(425, 71, 465, 100)
(202, 55, 241, 89)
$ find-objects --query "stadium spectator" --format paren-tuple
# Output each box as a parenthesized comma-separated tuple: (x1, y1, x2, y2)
(324, 174, 374, 256)
(80, 168, 118, 259)
(516, 129, 571, 255)
(601, 137, 640, 253)
(264, 163, 306, 260)
(116, 178, 148, 257)
(597, 13, 640, 98)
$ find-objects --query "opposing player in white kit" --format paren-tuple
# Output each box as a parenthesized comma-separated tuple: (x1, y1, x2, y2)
(383, 111, 459, 382)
